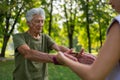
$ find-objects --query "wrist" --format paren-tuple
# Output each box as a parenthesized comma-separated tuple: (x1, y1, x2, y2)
(52, 56, 60, 65)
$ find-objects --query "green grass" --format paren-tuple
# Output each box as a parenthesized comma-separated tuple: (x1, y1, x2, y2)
(48, 64, 80, 80)
(0, 60, 81, 80)
(0, 60, 14, 80)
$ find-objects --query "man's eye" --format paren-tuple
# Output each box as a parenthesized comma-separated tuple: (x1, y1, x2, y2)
(36, 20, 43, 23)
(40, 20, 43, 23)
(35, 20, 40, 23)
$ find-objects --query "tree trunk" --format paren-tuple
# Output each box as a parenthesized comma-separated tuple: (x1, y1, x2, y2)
(98, 17, 102, 48)
(48, 0, 53, 36)
(68, 25, 74, 48)
(86, 0, 91, 53)
(0, 35, 10, 57)
(0, 2, 23, 57)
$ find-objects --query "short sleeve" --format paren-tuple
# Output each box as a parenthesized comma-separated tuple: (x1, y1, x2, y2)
(44, 34, 55, 48)
(12, 33, 26, 51)
(115, 15, 120, 24)
(107, 15, 120, 35)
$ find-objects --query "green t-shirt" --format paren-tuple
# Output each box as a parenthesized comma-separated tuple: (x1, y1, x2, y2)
(12, 32, 55, 80)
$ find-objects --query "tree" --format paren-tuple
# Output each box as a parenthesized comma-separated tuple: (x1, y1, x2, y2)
(85, 0, 91, 53)
(63, 0, 79, 48)
(0, 0, 24, 57)
(0, 0, 41, 57)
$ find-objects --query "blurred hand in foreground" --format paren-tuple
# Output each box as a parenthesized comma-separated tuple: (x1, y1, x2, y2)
(57, 49, 96, 65)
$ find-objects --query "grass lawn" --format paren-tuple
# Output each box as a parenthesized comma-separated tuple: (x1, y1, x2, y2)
(0, 60, 81, 80)
(0, 60, 14, 80)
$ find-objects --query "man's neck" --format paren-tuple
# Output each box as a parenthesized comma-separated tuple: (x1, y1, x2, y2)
(27, 30, 41, 39)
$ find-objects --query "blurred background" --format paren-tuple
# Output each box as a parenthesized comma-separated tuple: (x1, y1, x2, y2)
(0, 0, 117, 80)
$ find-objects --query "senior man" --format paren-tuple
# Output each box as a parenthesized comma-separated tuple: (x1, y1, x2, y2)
(12, 7, 95, 80)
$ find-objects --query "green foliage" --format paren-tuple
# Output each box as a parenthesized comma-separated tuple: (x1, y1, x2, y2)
(17, 17, 28, 32)
(42, 0, 116, 52)
(0, 0, 117, 56)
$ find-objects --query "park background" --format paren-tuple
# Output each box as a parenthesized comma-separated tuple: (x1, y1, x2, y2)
(0, 0, 117, 80)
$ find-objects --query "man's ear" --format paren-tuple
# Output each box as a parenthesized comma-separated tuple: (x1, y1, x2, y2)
(27, 21, 30, 24)
(27, 21, 31, 27)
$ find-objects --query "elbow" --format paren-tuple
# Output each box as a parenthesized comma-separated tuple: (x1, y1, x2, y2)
(17, 46, 32, 59)
(83, 73, 103, 80)
(79, 72, 95, 80)
(81, 74, 95, 80)
(24, 53, 30, 59)
(78, 68, 102, 80)
(86, 74, 97, 80)
(24, 51, 33, 60)
(22, 50, 32, 59)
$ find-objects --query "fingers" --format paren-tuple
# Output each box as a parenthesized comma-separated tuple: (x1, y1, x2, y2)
(58, 51, 64, 56)
(58, 51, 78, 62)
(64, 53, 78, 61)
(79, 48, 84, 55)
(77, 53, 96, 65)
(77, 49, 84, 58)
(65, 49, 73, 54)
(56, 51, 66, 65)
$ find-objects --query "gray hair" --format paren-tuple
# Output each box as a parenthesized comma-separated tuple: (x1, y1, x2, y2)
(25, 7, 45, 22)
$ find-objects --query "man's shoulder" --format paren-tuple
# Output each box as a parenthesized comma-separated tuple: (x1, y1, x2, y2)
(12, 32, 27, 39)
(13, 32, 26, 36)
(41, 33, 47, 36)
(41, 33, 51, 38)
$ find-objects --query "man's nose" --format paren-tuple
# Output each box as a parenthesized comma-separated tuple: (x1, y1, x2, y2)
(37, 23, 43, 27)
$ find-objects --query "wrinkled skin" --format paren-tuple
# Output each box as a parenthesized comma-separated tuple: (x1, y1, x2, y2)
(64, 49, 96, 65)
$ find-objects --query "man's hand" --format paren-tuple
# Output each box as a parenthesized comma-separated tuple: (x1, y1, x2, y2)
(64, 50, 78, 62)
(55, 50, 78, 65)
(69, 49, 96, 65)
(55, 49, 96, 65)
